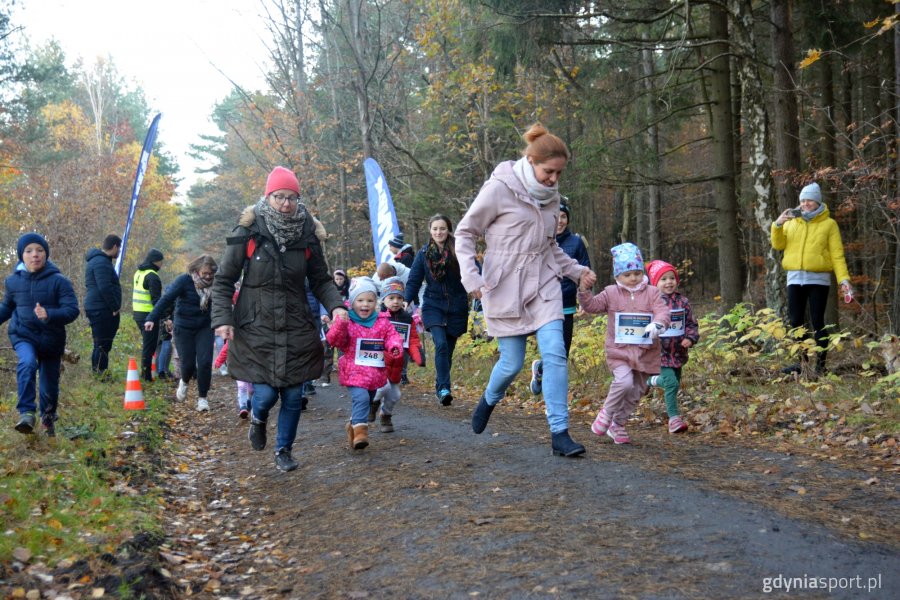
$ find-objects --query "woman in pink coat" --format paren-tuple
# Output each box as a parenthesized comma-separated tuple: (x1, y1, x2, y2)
(456, 123, 597, 457)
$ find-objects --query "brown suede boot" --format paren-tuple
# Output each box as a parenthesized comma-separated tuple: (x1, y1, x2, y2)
(352, 423, 369, 450)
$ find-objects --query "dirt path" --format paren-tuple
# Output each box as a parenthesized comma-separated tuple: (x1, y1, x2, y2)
(157, 375, 899, 599)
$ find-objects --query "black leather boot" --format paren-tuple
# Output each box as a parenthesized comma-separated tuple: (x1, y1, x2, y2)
(551, 429, 585, 457)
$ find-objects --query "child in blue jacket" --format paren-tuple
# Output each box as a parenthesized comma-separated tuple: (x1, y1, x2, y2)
(0, 234, 80, 436)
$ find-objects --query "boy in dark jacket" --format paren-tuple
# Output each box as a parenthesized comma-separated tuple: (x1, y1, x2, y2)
(0, 234, 80, 435)
(83, 234, 122, 375)
(646, 260, 699, 434)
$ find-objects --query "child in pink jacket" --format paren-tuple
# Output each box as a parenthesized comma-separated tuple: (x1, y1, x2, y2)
(325, 277, 403, 450)
(577, 243, 669, 444)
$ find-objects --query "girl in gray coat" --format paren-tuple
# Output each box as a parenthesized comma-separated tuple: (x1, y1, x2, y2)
(456, 123, 597, 457)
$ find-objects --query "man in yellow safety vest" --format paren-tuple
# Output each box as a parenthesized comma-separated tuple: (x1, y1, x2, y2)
(132, 248, 165, 381)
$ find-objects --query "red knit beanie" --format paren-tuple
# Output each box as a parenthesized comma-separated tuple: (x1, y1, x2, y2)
(646, 259, 679, 287)
(264, 166, 300, 196)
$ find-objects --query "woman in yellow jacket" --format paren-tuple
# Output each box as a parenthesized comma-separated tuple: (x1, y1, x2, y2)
(771, 182, 853, 374)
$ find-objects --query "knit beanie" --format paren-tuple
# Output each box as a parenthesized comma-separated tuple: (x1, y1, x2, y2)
(646, 259, 679, 287)
(349, 276, 379, 304)
(17, 232, 50, 261)
(380, 276, 405, 301)
(388, 233, 405, 249)
(799, 182, 822, 204)
(559, 202, 570, 218)
(264, 166, 301, 196)
(611, 242, 644, 277)
(145, 248, 164, 264)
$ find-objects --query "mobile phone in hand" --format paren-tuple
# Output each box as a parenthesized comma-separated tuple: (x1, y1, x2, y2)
(789, 207, 802, 218)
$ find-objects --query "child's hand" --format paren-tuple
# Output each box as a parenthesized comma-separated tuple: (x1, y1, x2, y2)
(681, 339, 693, 349)
(579, 269, 597, 291)
(642, 323, 662, 340)
(332, 308, 348, 322)
(33, 303, 47, 321)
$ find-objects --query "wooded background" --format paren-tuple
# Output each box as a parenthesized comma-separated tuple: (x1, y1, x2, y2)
(1, 1, 898, 335)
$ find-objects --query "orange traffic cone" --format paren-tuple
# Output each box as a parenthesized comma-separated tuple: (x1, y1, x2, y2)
(124, 357, 146, 410)
(151, 352, 158, 380)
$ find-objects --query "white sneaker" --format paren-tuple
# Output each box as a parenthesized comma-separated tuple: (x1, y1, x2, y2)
(219, 365, 228, 376)
(196, 397, 209, 412)
(176, 379, 188, 401)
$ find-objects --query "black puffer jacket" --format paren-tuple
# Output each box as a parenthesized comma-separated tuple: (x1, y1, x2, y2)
(211, 205, 343, 388)
(83, 248, 121, 314)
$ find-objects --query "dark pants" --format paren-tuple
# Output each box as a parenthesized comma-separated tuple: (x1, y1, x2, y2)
(562, 313, 574, 358)
(787, 284, 831, 368)
(174, 326, 214, 397)
(135, 320, 160, 381)
(86, 310, 119, 373)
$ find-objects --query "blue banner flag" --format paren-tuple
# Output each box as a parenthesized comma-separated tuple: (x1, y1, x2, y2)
(363, 158, 399, 265)
(116, 113, 162, 275)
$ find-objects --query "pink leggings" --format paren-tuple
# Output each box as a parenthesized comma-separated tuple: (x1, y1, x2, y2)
(603, 364, 650, 425)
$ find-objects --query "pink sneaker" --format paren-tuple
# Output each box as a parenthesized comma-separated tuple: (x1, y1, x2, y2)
(591, 408, 612, 436)
(606, 422, 631, 444)
(668, 416, 688, 433)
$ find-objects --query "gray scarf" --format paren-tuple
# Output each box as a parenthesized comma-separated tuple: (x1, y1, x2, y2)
(256, 197, 307, 252)
(801, 202, 826, 222)
(513, 157, 559, 205)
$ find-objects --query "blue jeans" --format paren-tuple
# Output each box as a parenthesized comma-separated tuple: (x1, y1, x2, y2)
(14, 342, 61, 417)
(251, 383, 304, 451)
(484, 320, 570, 433)
(428, 325, 457, 394)
(157, 339, 173, 375)
(349, 386, 375, 425)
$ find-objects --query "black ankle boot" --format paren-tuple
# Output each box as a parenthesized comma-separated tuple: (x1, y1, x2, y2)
(248, 417, 266, 451)
(471, 395, 495, 434)
(551, 429, 585, 457)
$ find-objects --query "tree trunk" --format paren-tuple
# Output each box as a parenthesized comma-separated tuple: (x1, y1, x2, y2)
(770, 0, 802, 206)
(894, 0, 900, 333)
(642, 31, 661, 260)
(320, 2, 350, 269)
(730, 0, 784, 315)
(347, 0, 374, 159)
(766, 0, 795, 318)
(708, 3, 742, 308)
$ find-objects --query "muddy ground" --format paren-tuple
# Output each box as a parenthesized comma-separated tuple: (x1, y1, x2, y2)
(145, 372, 900, 600)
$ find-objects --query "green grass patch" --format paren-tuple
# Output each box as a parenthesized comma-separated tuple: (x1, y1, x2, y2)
(0, 321, 168, 567)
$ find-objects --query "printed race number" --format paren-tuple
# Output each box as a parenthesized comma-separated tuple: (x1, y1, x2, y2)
(614, 312, 653, 345)
(355, 338, 385, 367)
(660, 308, 685, 338)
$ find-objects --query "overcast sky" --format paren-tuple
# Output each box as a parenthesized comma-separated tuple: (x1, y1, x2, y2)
(12, 0, 271, 197)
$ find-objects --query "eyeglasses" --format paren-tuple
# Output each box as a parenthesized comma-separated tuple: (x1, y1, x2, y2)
(271, 193, 300, 206)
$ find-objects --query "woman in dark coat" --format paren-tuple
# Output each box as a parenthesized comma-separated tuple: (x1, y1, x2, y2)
(404, 214, 470, 406)
(145, 255, 218, 412)
(212, 167, 346, 473)
(0, 233, 79, 436)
